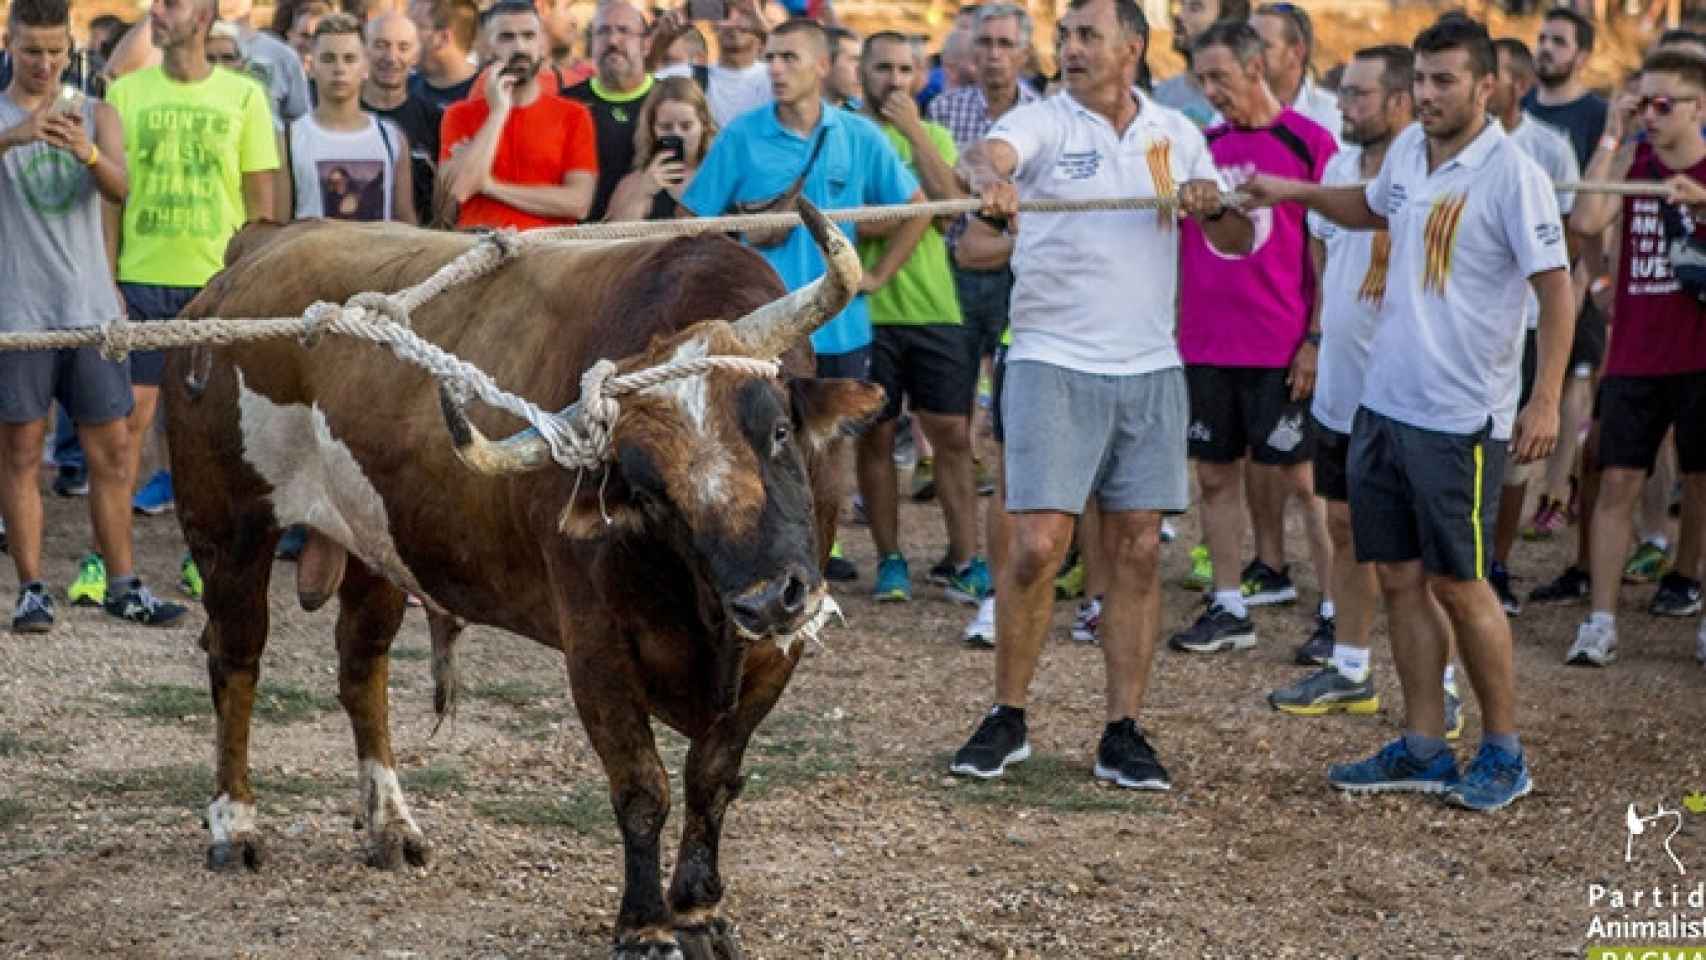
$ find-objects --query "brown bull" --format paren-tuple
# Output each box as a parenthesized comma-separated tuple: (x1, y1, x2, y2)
(164, 204, 882, 959)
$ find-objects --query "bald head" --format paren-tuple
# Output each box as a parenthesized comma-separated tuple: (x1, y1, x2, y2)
(591, 0, 648, 89)
(365, 11, 419, 91)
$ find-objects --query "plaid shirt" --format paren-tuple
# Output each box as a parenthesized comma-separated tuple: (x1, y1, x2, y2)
(927, 83, 1040, 252)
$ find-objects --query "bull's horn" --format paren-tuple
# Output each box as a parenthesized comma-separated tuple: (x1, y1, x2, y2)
(730, 199, 863, 358)
(438, 386, 559, 475)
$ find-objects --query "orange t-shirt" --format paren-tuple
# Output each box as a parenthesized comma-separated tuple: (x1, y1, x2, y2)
(439, 91, 598, 231)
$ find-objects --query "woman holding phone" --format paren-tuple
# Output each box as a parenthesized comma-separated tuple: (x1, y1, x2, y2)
(605, 76, 717, 220)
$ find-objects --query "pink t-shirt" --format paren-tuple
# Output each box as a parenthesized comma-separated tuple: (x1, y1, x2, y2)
(1179, 108, 1337, 368)
(1608, 142, 1706, 377)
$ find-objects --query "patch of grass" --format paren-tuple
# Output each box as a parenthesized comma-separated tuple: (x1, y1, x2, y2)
(110, 681, 208, 721)
(473, 784, 611, 835)
(63, 763, 212, 812)
(464, 679, 558, 709)
(0, 730, 69, 757)
(0, 798, 27, 828)
(388, 646, 430, 662)
(251, 683, 339, 724)
(924, 753, 1162, 814)
(742, 713, 855, 800)
(400, 763, 465, 796)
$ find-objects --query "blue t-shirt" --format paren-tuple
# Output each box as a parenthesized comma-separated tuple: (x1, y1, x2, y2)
(684, 101, 918, 355)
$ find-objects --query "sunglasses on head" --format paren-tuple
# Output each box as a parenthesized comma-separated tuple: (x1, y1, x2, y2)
(1639, 94, 1699, 116)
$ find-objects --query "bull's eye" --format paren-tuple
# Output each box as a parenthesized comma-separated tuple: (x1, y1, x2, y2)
(770, 420, 791, 457)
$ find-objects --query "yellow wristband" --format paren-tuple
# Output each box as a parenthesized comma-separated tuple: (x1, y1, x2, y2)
(83, 144, 99, 167)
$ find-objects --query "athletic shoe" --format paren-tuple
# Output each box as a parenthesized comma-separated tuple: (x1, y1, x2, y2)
(275, 525, 307, 561)
(825, 542, 857, 582)
(1053, 552, 1085, 600)
(1521, 497, 1563, 541)
(1327, 738, 1460, 795)
(0, 516, 6, 554)
(105, 583, 188, 627)
(873, 553, 910, 602)
(945, 557, 991, 605)
(1294, 613, 1335, 665)
(910, 457, 936, 503)
(927, 553, 954, 586)
(949, 706, 1030, 779)
(1070, 597, 1102, 644)
(66, 552, 107, 607)
(1624, 540, 1669, 584)
(179, 553, 204, 601)
(1649, 573, 1703, 617)
(1182, 544, 1212, 591)
(1489, 563, 1521, 617)
(1566, 618, 1617, 667)
(1240, 560, 1298, 606)
(973, 458, 996, 497)
(1159, 519, 1176, 544)
(1529, 566, 1590, 606)
(1168, 602, 1256, 654)
(1445, 743, 1532, 812)
(1093, 719, 1170, 791)
(1444, 685, 1465, 741)
(132, 469, 174, 515)
(1268, 667, 1378, 716)
(52, 465, 89, 498)
(11, 583, 54, 634)
(891, 414, 916, 468)
(964, 595, 996, 648)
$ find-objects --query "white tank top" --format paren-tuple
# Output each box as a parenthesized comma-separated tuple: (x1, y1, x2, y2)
(286, 113, 400, 221)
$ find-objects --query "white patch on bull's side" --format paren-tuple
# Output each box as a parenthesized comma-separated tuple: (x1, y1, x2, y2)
(654, 338, 731, 505)
(236, 373, 431, 601)
(207, 793, 257, 844)
(360, 760, 422, 838)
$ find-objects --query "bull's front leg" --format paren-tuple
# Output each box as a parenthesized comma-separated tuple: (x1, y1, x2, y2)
(669, 647, 797, 960)
(568, 640, 679, 959)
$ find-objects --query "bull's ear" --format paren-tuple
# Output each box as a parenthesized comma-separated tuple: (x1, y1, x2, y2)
(787, 377, 886, 452)
(555, 468, 647, 539)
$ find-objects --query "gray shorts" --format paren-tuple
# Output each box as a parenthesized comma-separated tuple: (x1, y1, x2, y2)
(1002, 361, 1189, 514)
(0, 347, 133, 426)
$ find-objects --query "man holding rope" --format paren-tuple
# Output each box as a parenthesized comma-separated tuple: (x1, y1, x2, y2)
(947, 0, 1253, 790)
(1243, 15, 1574, 811)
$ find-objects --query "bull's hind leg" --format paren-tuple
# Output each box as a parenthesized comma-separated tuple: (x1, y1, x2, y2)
(334, 560, 428, 869)
(668, 653, 794, 960)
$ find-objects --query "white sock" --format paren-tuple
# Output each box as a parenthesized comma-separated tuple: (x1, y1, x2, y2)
(1442, 664, 1457, 691)
(1213, 589, 1247, 619)
(1332, 644, 1370, 682)
(1319, 599, 1336, 620)
(1589, 610, 1616, 631)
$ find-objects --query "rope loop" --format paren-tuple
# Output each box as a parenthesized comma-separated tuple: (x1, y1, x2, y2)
(299, 301, 343, 348)
(98, 319, 133, 362)
(347, 290, 413, 330)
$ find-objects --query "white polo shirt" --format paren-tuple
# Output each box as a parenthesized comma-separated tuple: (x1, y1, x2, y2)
(1308, 146, 1388, 435)
(1361, 120, 1569, 440)
(1508, 113, 1580, 331)
(989, 92, 1222, 376)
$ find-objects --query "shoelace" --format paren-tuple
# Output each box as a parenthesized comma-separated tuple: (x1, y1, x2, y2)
(16, 590, 50, 617)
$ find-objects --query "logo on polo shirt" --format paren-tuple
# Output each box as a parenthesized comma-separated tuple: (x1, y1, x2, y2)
(1359, 231, 1391, 306)
(1422, 193, 1468, 296)
(1056, 149, 1101, 180)
(1385, 183, 1407, 216)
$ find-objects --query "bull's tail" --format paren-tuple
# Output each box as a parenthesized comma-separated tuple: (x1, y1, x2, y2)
(427, 613, 464, 738)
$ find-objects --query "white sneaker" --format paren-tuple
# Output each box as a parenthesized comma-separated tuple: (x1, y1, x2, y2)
(1567, 619, 1617, 667)
(1160, 519, 1177, 543)
(1070, 597, 1101, 644)
(964, 595, 995, 647)
(1695, 618, 1705, 666)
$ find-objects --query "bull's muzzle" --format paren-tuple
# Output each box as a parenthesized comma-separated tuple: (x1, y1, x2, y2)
(726, 566, 813, 639)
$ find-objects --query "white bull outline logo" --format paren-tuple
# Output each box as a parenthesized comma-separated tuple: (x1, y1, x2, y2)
(1626, 802, 1687, 877)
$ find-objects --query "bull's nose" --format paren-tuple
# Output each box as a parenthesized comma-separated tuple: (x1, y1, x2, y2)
(729, 568, 811, 635)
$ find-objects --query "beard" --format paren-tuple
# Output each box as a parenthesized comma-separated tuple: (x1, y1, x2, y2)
(501, 52, 540, 80)
(1534, 57, 1571, 88)
(1342, 119, 1385, 147)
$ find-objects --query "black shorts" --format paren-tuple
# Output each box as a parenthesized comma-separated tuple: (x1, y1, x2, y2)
(120, 282, 202, 387)
(1519, 329, 1538, 409)
(1568, 296, 1607, 376)
(0, 347, 133, 426)
(1595, 373, 1706, 474)
(1312, 416, 1351, 503)
(1348, 407, 1508, 581)
(951, 265, 1014, 361)
(1185, 364, 1314, 466)
(990, 344, 1008, 444)
(869, 323, 977, 422)
(815, 346, 872, 381)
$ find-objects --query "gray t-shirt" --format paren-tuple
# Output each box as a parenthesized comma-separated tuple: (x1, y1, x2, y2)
(242, 29, 310, 122)
(0, 93, 123, 332)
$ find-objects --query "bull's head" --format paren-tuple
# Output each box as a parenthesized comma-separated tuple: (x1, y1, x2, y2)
(439, 201, 883, 668)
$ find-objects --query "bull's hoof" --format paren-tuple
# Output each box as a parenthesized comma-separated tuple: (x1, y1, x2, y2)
(365, 824, 430, 870)
(206, 837, 263, 872)
(675, 918, 745, 960)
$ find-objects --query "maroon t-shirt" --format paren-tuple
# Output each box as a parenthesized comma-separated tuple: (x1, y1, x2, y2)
(1609, 143, 1706, 376)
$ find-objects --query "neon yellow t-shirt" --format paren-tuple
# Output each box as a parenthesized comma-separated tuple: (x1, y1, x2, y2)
(107, 66, 279, 287)
(857, 121, 961, 327)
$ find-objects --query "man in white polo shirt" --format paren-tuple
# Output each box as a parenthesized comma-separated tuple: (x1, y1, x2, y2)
(946, 0, 1253, 791)
(1246, 15, 1573, 813)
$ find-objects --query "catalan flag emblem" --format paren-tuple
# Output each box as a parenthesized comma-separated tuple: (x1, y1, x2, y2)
(1359, 231, 1391, 306)
(1146, 139, 1175, 229)
(1422, 194, 1468, 295)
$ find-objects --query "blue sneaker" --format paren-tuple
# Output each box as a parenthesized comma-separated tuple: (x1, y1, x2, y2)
(1446, 743, 1533, 812)
(944, 557, 991, 605)
(873, 553, 910, 602)
(132, 470, 174, 515)
(1328, 738, 1460, 795)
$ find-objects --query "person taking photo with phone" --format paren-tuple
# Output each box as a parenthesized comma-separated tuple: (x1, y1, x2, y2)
(605, 75, 717, 220)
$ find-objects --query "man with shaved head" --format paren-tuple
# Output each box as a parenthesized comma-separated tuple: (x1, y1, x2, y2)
(562, 0, 651, 221)
(360, 11, 438, 224)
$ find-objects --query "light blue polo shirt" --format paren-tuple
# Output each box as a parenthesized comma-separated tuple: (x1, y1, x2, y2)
(684, 101, 918, 355)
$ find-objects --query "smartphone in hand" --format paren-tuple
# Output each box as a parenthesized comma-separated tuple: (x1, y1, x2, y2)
(656, 134, 686, 164)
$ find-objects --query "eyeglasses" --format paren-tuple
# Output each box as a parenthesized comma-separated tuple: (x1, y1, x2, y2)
(1639, 94, 1699, 116)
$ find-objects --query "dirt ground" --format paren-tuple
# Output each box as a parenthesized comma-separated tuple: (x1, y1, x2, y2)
(2, 461, 1703, 959)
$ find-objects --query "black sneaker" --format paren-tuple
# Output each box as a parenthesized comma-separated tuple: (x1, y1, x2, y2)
(12, 583, 54, 633)
(824, 554, 858, 583)
(103, 583, 189, 627)
(1294, 613, 1335, 665)
(1093, 718, 1171, 791)
(1240, 560, 1298, 606)
(1168, 602, 1257, 654)
(1650, 573, 1704, 617)
(52, 465, 89, 497)
(0, 516, 7, 554)
(1529, 566, 1589, 605)
(1490, 563, 1521, 617)
(948, 706, 1030, 779)
(927, 553, 955, 586)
